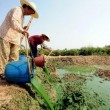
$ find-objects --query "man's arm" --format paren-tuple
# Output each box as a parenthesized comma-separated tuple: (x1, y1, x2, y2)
(11, 7, 24, 33)
(41, 43, 51, 52)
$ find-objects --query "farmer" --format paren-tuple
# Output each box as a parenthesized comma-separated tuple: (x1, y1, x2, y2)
(28, 34, 51, 57)
(0, 0, 39, 79)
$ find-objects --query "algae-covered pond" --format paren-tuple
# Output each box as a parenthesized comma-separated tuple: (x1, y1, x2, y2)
(56, 65, 110, 110)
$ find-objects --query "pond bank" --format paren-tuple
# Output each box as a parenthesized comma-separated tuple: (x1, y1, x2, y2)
(46, 56, 110, 65)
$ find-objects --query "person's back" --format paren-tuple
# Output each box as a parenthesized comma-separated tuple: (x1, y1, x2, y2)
(29, 34, 50, 57)
(29, 35, 44, 46)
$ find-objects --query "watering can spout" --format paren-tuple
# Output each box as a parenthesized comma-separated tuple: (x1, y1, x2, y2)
(34, 55, 46, 68)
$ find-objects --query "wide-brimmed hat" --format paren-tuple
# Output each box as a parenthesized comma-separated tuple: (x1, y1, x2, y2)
(20, 0, 39, 18)
(42, 34, 50, 42)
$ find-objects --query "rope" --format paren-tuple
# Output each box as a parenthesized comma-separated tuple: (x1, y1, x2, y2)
(48, 50, 53, 56)
(25, 36, 32, 75)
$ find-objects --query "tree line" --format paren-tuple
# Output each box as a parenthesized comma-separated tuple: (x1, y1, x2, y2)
(19, 45, 110, 56)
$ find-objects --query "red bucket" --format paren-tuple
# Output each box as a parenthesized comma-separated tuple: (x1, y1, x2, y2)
(34, 55, 45, 68)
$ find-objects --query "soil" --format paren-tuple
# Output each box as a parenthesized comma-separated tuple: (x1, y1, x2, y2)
(0, 81, 12, 106)
(46, 56, 110, 65)
(95, 69, 110, 80)
(0, 55, 110, 110)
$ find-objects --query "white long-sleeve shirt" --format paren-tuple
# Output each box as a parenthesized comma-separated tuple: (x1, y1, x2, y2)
(0, 6, 24, 45)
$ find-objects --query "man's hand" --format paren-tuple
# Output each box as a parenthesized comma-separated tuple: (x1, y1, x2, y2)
(43, 47, 52, 52)
(22, 31, 29, 38)
(23, 26, 29, 31)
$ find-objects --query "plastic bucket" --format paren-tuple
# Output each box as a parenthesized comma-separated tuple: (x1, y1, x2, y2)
(34, 55, 45, 68)
(19, 55, 27, 61)
(5, 56, 34, 83)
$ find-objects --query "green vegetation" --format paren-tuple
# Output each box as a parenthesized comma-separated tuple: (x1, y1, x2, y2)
(31, 78, 54, 110)
(19, 45, 110, 56)
(64, 65, 96, 74)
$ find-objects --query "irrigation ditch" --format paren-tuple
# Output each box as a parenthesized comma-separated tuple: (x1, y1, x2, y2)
(0, 56, 110, 110)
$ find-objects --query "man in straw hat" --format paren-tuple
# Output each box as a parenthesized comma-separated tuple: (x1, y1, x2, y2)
(0, 0, 39, 79)
(28, 34, 51, 58)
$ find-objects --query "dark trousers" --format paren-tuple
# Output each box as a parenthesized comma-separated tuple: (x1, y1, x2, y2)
(29, 43, 38, 68)
(29, 43, 38, 58)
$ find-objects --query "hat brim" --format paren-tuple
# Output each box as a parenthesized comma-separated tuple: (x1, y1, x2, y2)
(20, 0, 39, 18)
(46, 39, 50, 42)
(42, 34, 50, 42)
(47, 38, 50, 42)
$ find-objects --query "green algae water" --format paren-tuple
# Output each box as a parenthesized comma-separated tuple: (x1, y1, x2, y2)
(83, 76, 110, 110)
(57, 65, 110, 110)
(31, 78, 54, 110)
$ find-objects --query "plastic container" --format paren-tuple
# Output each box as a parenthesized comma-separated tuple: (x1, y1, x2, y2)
(5, 56, 34, 83)
(34, 55, 45, 68)
(19, 55, 27, 61)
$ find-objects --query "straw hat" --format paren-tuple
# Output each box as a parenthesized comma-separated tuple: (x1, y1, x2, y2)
(42, 34, 50, 42)
(20, 0, 39, 18)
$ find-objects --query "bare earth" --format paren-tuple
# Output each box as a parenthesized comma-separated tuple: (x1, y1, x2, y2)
(46, 56, 110, 65)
